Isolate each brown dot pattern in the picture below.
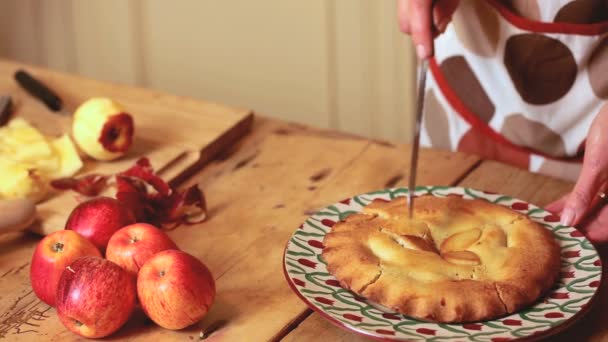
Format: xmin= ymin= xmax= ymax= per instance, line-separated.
xmin=588 ymin=36 xmax=608 ymax=99
xmin=457 ymin=128 xmax=530 ymax=170
xmin=440 ymin=56 xmax=495 ymax=123
xmin=503 ymin=0 xmax=541 ymax=21
xmin=504 ymin=34 xmax=577 ymax=105
xmin=501 ymin=114 xmax=567 ymax=158
xmin=452 ymin=0 xmax=500 ymax=57
xmin=423 ymin=89 xmax=452 ymax=150
xmin=554 ymin=0 xmax=608 ymax=24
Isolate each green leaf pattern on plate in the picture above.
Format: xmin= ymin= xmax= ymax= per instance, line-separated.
xmin=284 ymin=187 xmax=602 ymax=341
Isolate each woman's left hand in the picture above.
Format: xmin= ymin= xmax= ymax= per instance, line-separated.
xmin=546 ymin=102 xmax=608 ymax=244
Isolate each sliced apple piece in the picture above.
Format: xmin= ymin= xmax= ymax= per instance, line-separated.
xmin=48 ymin=135 xmax=83 ymax=178
xmin=0 ymin=159 xmax=48 ymax=203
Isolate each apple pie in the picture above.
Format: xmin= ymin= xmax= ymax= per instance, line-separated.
xmin=321 ymin=195 xmax=561 ymax=323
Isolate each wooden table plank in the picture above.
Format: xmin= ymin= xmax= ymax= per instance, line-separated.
xmin=0 ymin=117 xmax=481 ymax=341
xmin=169 ymin=120 xmax=480 ymax=342
xmin=283 ymin=160 xmax=608 ymax=341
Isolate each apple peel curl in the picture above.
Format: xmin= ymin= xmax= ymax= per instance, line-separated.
xmin=51 ymin=174 xmax=109 ymax=197
xmin=51 ymin=158 xmax=207 ymax=229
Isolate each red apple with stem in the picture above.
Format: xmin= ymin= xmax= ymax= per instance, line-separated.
xmin=65 ymin=196 xmax=136 ymax=252
xmin=137 ymin=250 xmax=215 ymax=329
xmin=56 ymin=256 xmax=136 ymax=338
xmin=106 ymin=223 xmax=178 ymax=276
xmin=30 ymin=230 xmax=101 ymax=306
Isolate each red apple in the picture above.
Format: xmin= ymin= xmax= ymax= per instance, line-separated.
xmin=65 ymin=196 xmax=136 ymax=252
xmin=30 ymin=230 xmax=101 ymax=306
xmin=106 ymin=223 xmax=178 ymax=276
xmin=137 ymin=250 xmax=215 ymax=330
xmin=56 ymin=256 xmax=136 ymax=338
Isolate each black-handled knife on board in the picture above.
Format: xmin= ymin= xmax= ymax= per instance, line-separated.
xmin=14 ymin=69 xmax=64 ymax=112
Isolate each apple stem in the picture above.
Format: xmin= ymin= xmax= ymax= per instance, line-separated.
xmin=74 ymin=319 xmax=83 ymax=327
xmin=159 ymin=270 xmax=166 ymax=277
xmin=67 ymin=266 xmax=76 ymax=274
xmin=52 ymin=242 xmax=64 ymax=253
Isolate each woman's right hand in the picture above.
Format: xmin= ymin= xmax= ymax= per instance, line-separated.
xmin=397 ymin=0 xmax=460 ymax=59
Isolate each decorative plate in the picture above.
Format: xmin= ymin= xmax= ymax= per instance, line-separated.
xmin=283 ymin=186 xmax=602 ymax=341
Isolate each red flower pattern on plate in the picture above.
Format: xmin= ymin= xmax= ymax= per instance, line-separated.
xmin=416 ymin=328 xmax=436 ymax=335
xmin=463 ymin=323 xmax=483 ymax=330
xmin=298 ymin=259 xmax=316 ymax=268
xmin=292 ymin=278 xmax=305 ymax=287
xmin=570 ymin=230 xmax=584 ymax=237
xmin=562 ymin=250 xmax=580 ymax=258
xmin=545 ymin=312 xmax=565 ymax=318
xmin=325 ymin=279 xmax=341 ymax=287
xmin=382 ymin=313 xmax=401 ymax=320
xmin=315 ymin=297 xmax=334 ymax=305
xmin=308 ymin=240 xmax=324 ymax=249
xmin=550 ymin=292 xmax=570 ymax=299
xmin=321 ymin=219 xmax=336 ymax=227
xmin=503 ymin=319 xmax=522 ymax=326
xmin=343 ymin=314 xmax=362 ymax=322
xmin=511 ymin=202 xmax=529 ymax=210
xmin=543 ymin=214 xmax=560 ymax=222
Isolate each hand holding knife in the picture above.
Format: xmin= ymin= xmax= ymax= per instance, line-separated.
xmin=407 ymin=1 xmax=437 ymax=218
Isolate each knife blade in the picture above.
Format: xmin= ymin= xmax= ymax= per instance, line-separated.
xmin=407 ymin=59 xmax=429 ymax=218
xmin=14 ymin=69 xmax=64 ymax=113
xmin=407 ymin=1 xmax=437 ymax=218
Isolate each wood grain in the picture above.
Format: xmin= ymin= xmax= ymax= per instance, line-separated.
xmin=0 ymin=59 xmax=253 ymax=235
xmin=0 ymin=116 xmax=479 ymax=341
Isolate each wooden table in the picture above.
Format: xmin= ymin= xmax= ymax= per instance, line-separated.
xmin=1 ymin=68 xmax=607 ymax=342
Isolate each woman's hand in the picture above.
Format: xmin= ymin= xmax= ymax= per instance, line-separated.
xmin=546 ymin=103 xmax=608 ymax=243
xmin=397 ymin=0 xmax=460 ymax=59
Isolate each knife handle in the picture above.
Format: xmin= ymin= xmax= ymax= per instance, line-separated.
xmin=0 ymin=95 xmax=12 ymax=126
xmin=14 ymin=69 xmax=63 ymax=112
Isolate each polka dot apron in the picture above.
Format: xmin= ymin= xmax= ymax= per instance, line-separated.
xmin=421 ymin=0 xmax=608 ymax=181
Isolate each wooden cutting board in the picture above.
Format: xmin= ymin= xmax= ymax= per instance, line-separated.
xmin=0 ymin=59 xmax=253 ymax=235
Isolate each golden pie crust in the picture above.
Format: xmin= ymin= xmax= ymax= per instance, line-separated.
xmin=322 ymin=195 xmax=561 ymax=323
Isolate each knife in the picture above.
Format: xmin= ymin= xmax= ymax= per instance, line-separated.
xmin=14 ymin=69 xmax=64 ymax=113
xmin=407 ymin=60 xmax=428 ymax=218
xmin=407 ymin=4 xmax=437 ymax=218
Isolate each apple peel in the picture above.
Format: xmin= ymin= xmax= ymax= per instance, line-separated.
xmin=51 ymin=174 xmax=109 ymax=197
xmin=51 ymin=157 xmax=207 ymax=229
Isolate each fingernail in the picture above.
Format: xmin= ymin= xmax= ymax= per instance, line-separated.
xmin=560 ymin=208 xmax=575 ymax=226
xmin=416 ymin=44 xmax=427 ymax=59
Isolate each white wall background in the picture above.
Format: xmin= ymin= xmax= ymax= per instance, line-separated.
xmin=0 ymin=0 xmax=416 ymax=142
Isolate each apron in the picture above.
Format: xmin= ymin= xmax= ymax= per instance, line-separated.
xmin=421 ymin=0 xmax=608 ymax=181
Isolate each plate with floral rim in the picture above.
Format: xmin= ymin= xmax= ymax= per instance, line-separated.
xmin=283 ymin=186 xmax=602 ymax=341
